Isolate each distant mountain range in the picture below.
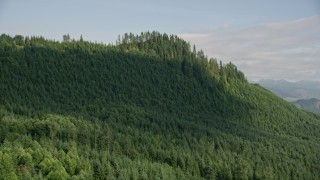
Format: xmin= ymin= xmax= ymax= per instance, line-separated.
xmin=293 ymin=98 xmax=320 ymax=115
xmin=258 ymin=79 xmax=320 ymax=114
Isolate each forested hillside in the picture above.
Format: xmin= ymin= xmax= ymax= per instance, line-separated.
xmin=0 ymin=32 xmax=320 ymax=179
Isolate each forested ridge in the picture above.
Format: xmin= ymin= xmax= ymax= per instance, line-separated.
xmin=0 ymin=32 xmax=319 ymax=179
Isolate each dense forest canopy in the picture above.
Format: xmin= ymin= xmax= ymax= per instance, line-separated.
xmin=0 ymin=32 xmax=319 ymax=179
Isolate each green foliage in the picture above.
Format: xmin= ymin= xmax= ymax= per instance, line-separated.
xmin=0 ymin=32 xmax=320 ymax=179
xmin=0 ymin=152 xmax=19 ymax=180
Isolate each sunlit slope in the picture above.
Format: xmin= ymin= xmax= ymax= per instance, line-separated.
xmin=0 ymin=33 xmax=319 ymax=179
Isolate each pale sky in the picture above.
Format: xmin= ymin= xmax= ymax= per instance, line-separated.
xmin=1 ymin=0 xmax=319 ymax=81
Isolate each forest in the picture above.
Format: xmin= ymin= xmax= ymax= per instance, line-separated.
xmin=0 ymin=32 xmax=320 ymax=179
